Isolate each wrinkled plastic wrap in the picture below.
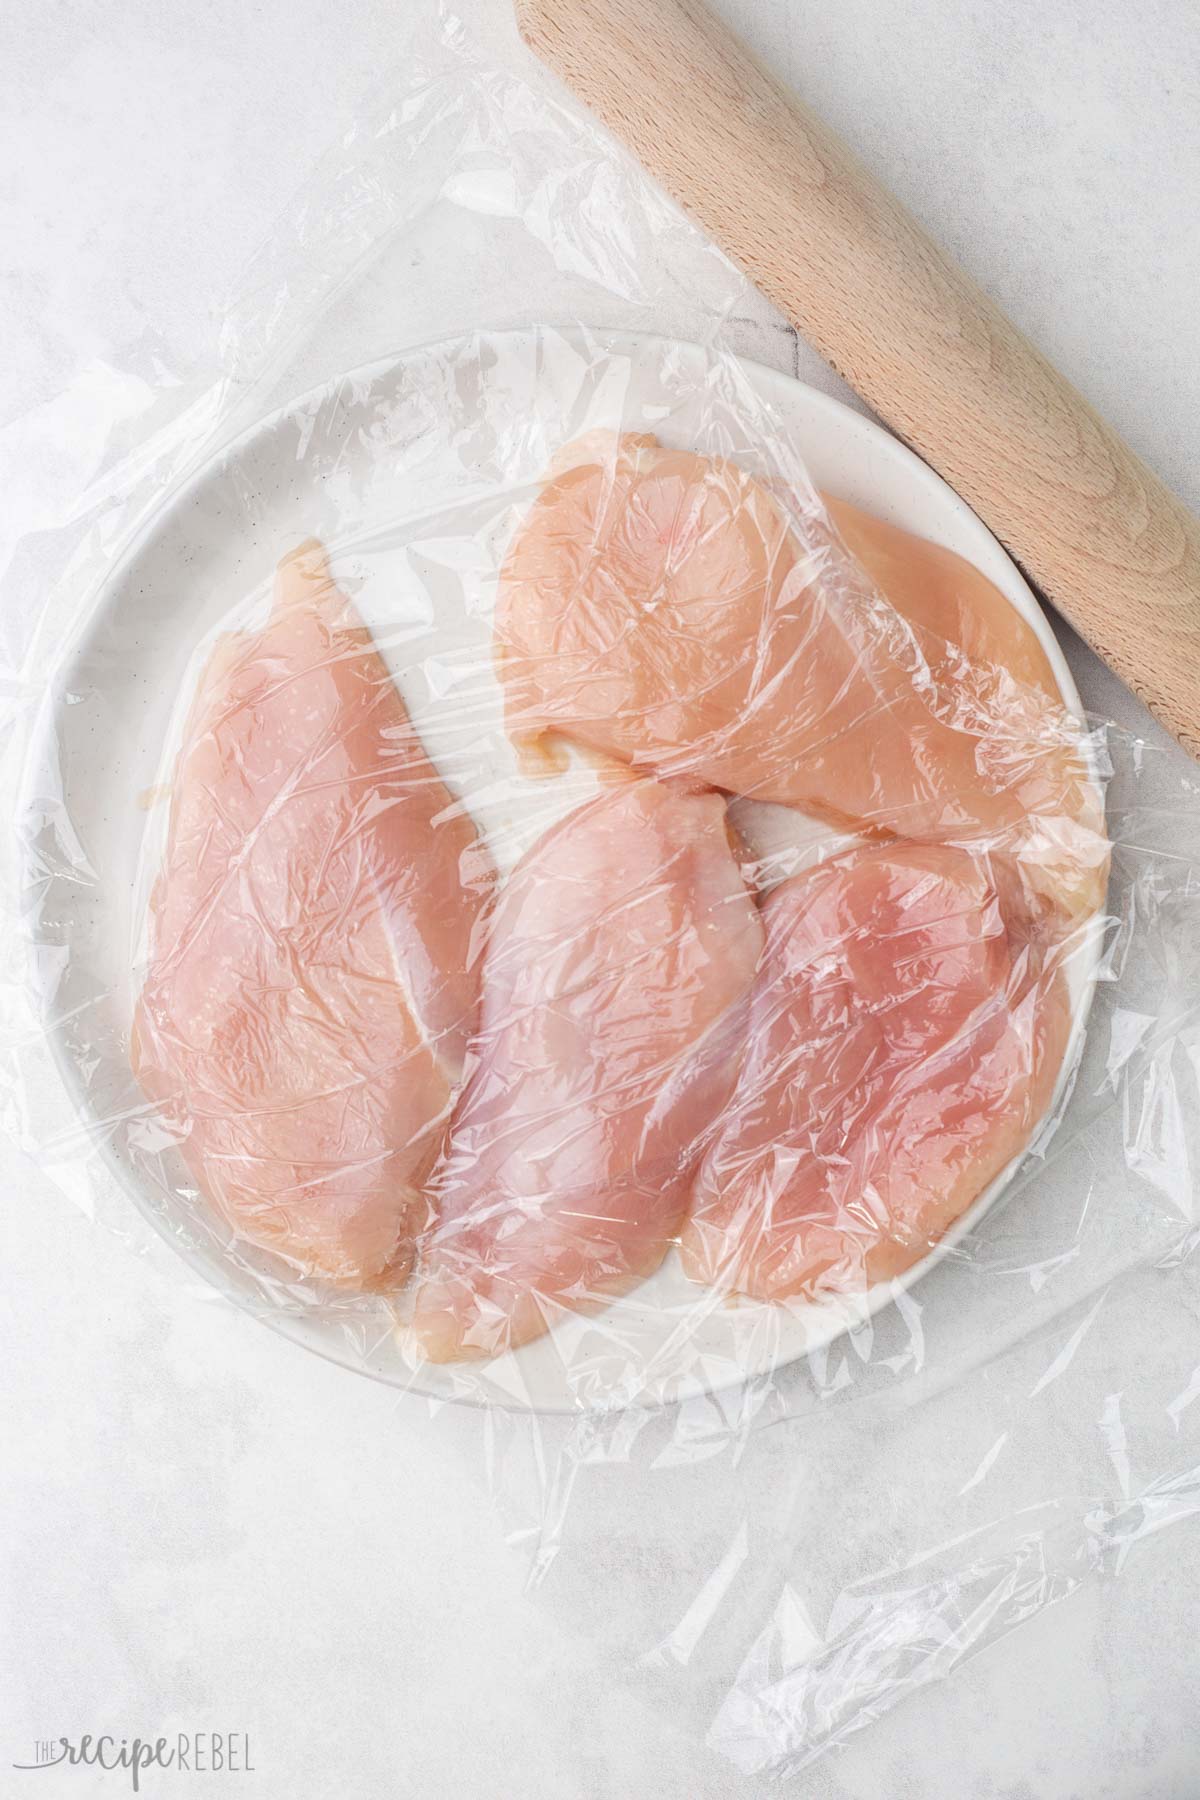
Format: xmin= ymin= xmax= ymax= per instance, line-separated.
xmin=5 ymin=5 xmax=1200 ymax=1778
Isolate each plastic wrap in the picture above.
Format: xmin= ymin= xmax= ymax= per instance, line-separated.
xmin=5 ymin=4 xmax=1200 ymax=1777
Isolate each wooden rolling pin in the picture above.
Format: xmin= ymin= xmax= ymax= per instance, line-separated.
xmin=516 ymin=0 xmax=1200 ymax=754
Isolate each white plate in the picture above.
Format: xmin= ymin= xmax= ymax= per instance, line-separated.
xmin=28 ymin=328 xmax=1101 ymax=1413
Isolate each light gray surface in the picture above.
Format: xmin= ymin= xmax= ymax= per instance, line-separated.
xmin=3 ymin=2 xmax=1199 ymax=1795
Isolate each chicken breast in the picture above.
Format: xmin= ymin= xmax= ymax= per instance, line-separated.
xmin=496 ymin=434 xmax=1105 ymax=935
xmin=410 ymin=777 xmax=764 ymax=1362
xmin=680 ymin=843 xmax=1072 ymax=1302
xmin=133 ymin=541 xmax=492 ymax=1290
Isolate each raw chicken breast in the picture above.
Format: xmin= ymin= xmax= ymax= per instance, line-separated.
xmin=411 ymin=778 xmax=764 ymax=1362
xmin=496 ymin=434 xmax=1105 ymax=934
xmin=680 ymin=843 xmax=1071 ymax=1302
xmin=825 ymin=496 xmax=1060 ymax=703
xmin=133 ymin=541 xmax=491 ymax=1290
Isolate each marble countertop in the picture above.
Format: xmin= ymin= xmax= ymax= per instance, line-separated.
xmin=4 ymin=1 xmax=1200 ymax=1794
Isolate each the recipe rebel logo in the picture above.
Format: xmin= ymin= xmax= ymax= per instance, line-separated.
xmin=13 ymin=1734 xmax=254 ymax=1790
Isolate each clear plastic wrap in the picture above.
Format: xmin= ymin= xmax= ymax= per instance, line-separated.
xmin=6 ymin=4 xmax=1200 ymax=1777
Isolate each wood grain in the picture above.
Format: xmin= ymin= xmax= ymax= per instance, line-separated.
xmin=516 ymin=0 xmax=1200 ymax=754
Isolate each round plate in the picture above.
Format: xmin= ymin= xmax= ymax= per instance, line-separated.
xmin=27 ymin=328 xmax=1101 ymax=1412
